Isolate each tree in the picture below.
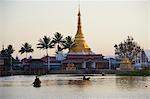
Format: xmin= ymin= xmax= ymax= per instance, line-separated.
xmin=37 ymin=36 xmax=54 ymax=56
xmin=52 ymin=32 xmax=65 ymax=52
xmin=5 ymin=45 xmax=15 ymax=56
xmin=114 ymin=36 xmax=142 ymax=63
xmin=1 ymin=45 xmax=15 ymax=72
xmin=19 ymin=42 xmax=34 ymax=58
xmin=62 ymin=36 xmax=75 ymax=51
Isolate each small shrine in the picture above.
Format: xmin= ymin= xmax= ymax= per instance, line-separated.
xmin=120 ymin=58 xmax=133 ymax=70
xmin=65 ymin=63 xmax=76 ymax=70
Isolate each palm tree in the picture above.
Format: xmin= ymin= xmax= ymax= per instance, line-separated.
xmin=37 ymin=36 xmax=54 ymax=56
xmin=37 ymin=36 xmax=54 ymax=71
xmin=19 ymin=42 xmax=34 ymax=58
xmin=52 ymin=32 xmax=65 ymax=52
xmin=62 ymin=36 xmax=75 ymax=51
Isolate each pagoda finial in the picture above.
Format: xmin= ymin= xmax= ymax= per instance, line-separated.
xmin=78 ymin=3 xmax=80 ymax=16
xmin=77 ymin=4 xmax=81 ymax=30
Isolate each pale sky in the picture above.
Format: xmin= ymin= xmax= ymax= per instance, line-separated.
xmin=0 ymin=0 xmax=150 ymax=59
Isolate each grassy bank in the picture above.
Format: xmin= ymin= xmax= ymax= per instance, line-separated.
xmin=116 ymin=70 xmax=150 ymax=76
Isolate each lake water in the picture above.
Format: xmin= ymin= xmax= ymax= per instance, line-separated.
xmin=0 ymin=75 xmax=150 ymax=99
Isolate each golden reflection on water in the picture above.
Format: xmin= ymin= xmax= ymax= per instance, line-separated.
xmin=116 ymin=76 xmax=149 ymax=89
xmin=0 ymin=75 xmax=150 ymax=99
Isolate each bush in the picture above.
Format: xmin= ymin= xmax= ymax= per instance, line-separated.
xmin=116 ymin=70 xmax=150 ymax=76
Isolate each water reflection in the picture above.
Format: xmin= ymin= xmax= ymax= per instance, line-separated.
xmin=116 ymin=76 xmax=149 ymax=90
xmin=0 ymin=75 xmax=150 ymax=99
xmin=42 ymin=79 xmax=91 ymax=88
xmin=68 ymin=80 xmax=91 ymax=88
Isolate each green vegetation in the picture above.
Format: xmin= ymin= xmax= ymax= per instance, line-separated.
xmin=116 ymin=70 xmax=150 ymax=76
xmin=1 ymin=32 xmax=74 ymax=60
xmin=19 ymin=42 xmax=34 ymax=58
xmin=114 ymin=36 xmax=142 ymax=63
xmin=5 ymin=45 xmax=15 ymax=56
xmin=1 ymin=45 xmax=15 ymax=57
xmin=36 ymin=33 xmax=75 ymax=56
xmin=62 ymin=36 xmax=75 ymax=51
xmin=52 ymin=32 xmax=65 ymax=52
xmin=1 ymin=45 xmax=15 ymax=67
xmin=37 ymin=36 xmax=54 ymax=56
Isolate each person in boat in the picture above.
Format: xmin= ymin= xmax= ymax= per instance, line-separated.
xmin=102 ymin=72 xmax=105 ymax=76
xmin=83 ymin=75 xmax=90 ymax=80
xmin=33 ymin=76 xmax=41 ymax=87
xmin=83 ymin=75 xmax=86 ymax=79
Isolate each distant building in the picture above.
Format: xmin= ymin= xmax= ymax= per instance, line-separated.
xmin=107 ymin=58 xmax=120 ymax=70
xmin=134 ymin=50 xmax=149 ymax=63
xmin=145 ymin=50 xmax=150 ymax=62
xmin=41 ymin=56 xmax=62 ymax=70
xmin=21 ymin=58 xmax=31 ymax=73
xmin=134 ymin=50 xmax=150 ymax=69
xmin=12 ymin=56 xmax=22 ymax=71
xmin=0 ymin=58 xmax=4 ymax=71
xmin=0 ymin=47 xmax=11 ymax=76
xmin=28 ymin=59 xmax=47 ymax=74
xmin=0 ymin=56 xmax=9 ymax=75
xmin=22 ymin=59 xmax=47 ymax=74
xmin=62 ymin=54 xmax=108 ymax=70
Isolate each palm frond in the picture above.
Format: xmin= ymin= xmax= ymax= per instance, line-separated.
xmin=37 ymin=36 xmax=54 ymax=55
xmin=19 ymin=42 xmax=34 ymax=55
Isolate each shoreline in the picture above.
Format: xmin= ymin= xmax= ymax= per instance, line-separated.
xmin=0 ymin=69 xmax=149 ymax=77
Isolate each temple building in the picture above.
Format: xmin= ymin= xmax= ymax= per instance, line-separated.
xmin=8 ymin=8 xmax=109 ymax=75
xmin=62 ymin=8 xmax=109 ymax=70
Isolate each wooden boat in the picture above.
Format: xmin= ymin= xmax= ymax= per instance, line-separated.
xmin=83 ymin=77 xmax=90 ymax=80
xmin=33 ymin=76 xmax=41 ymax=87
xmin=102 ymin=72 xmax=105 ymax=76
xmin=33 ymin=83 xmax=41 ymax=87
xmin=83 ymin=75 xmax=90 ymax=80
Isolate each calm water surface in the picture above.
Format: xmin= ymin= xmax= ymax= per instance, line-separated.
xmin=0 ymin=75 xmax=150 ymax=99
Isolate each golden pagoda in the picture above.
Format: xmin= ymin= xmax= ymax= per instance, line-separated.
xmin=62 ymin=7 xmax=109 ymax=70
xmin=69 ymin=8 xmax=92 ymax=53
xmin=120 ymin=58 xmax=133 ymax=70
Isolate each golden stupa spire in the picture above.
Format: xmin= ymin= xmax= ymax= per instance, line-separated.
xmin=75 ymin=5 xmax=84 ymax=39
xmin=78 ymin=4 xmax=81 ymax=29
xmin=69 ymin=6 xmax=92 ymax=53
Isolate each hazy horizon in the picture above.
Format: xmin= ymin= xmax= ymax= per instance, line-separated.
xmin=0 ymin=0 xmax=150 ymax=59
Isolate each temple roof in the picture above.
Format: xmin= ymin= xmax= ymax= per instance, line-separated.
xmin=62 ymin=53 xmax=107 ymax=63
